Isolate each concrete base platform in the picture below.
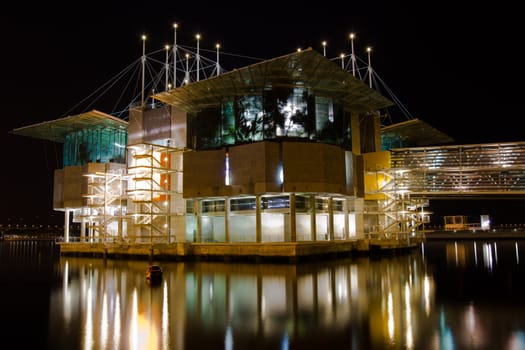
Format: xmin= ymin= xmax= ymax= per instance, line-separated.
xmin=58 ymin=239 xmax=422 ymax=262
xmin=425 ymin=229 xmax=525 ymax=240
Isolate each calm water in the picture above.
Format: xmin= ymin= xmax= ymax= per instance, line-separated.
xmin=1 ymin=239 xmax=525 ymax=350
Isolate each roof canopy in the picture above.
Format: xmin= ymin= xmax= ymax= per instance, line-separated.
xmin=381 ymin=118 xmax=455 ymax=147
xmin=10 ymin=110 xmax=128 ymax=143
xmin=153 ymin=48 xmax=394 ymax=113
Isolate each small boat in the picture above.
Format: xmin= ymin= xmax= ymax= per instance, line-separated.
xmin=146 ymin=264 xmax=163 ymax=284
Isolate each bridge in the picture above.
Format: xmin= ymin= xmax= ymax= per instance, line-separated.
xmin=364 ymin=141 xmax=525 ymax=238
xmin=388 ymin=141 xmax=525 ymax=198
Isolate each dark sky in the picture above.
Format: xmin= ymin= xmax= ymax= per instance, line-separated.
xmin=1 ymin=2 xmax=523 ymax=226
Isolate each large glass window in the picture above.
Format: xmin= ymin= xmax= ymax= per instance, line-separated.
xmin=315 ymin=96 xmax=351 ymax=148
xmin=262 ymin=195 xmax=289 ymax=209
xmin=63 ymin=128 xmax=127 ymax=166
xmin=235 ymin=95 xmax=264 ymax=142
xmin=202 ymin=199 xmax=225 ymax=213
xmin=221 ymin=101 xmax=236 ymax=145
xmin=188 ymin=88 xmax=352 ymax=151
xmin=230 ymin=197 xmax=256 ymax=211
xmin=263 ymin=87 xmax=310 ymax=138
xmin=191 ymin=107 xmax=222 ymax=149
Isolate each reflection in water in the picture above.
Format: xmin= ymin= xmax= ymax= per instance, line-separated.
xmin=2 ymin=240 xmax=525 ymax=349
xmin=423 ymin=240 xmax=525 ymax=350
xmin=48 ymin=253 xmax=434 ymax=349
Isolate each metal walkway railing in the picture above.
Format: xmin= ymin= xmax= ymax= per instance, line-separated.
xmin=389 ymin=141 xmax=525 ymax=197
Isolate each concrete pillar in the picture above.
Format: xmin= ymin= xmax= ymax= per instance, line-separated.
xmin=328 ymin=197 xmax=334 ymax=241
xmin=225 ymin=197 xmax=230 ymax=243
xmin=310 ymin=195 xmax=316 ymax=241
xmin=290 ymin=193 xmax=296 ymax=242
xmin=344 ymin=198 xmax=350 ymax=240
xmin=64 ymin=208 xmax=70 ymax=243
xmin=80 ymin=219 xmax=86 ymax=242
xmin=256 ymin=195 xmax=262 ymax=243
xmin=194 ymin=199 xmax=201 ymax=242
xmin=354 ymin=198 xmax=365 ymax=239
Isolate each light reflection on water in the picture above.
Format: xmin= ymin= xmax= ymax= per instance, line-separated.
xmin=2 ymin=239 xmax=525 ymax=349
xmin=49 ymin=253 xmax=432 ymax=350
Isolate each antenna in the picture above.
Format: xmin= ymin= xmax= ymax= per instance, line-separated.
xmin=216 ymin=43 xmax=221 ymax=76
xmin=141 ymin=34 xmax=146 ymax=107
xmin=366 ymin=46 xmax=373 ymax=88
xmin=196 ymin=33 xmax=201 ymax=82
xmin=173 ymin=23 xmax=178 ymax=88
xmin=184 ymin=53 xmax=190 ymax=84
xmin=349 ymin=33 xmax=356 ymax=77
xmin=164 ymin=45 xmax=170 ymax=91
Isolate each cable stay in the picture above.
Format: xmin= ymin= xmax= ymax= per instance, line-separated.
xmin=58 ymin=30 xmax=415 ymax=129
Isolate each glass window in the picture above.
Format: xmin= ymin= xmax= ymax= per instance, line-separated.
xmin=202 ymin=199 xmax=225 ymax=213
xmin=230 ymin=197 xmax=256 ymax=211
xmin=221 ymin=101 xmax=235 ymax=145
xmin=262 ymin=196 xmax=289 ymax=209
xmin=63 ymin=128 xmax=127 ymax=166
xmin=235 ymin=95 xmax=264 ymax=142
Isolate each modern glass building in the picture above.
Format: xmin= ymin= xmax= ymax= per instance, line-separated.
xmin=11 ymin=48 xmax=434 ymax=259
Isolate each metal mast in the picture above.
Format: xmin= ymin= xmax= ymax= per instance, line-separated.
xmin=173 ymin=23 xmax=178 ymax=88
xmin=141 ymin=34 xmax=146 ymax=107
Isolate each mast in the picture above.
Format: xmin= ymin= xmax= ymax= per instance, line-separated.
xmin=164 ymin=45 xmax=170 ymax=91
xmin=173 ymin=23 xmax=178 ymax=88
xmin=349 ymin=33 xmax=356 ymax=77
xmin=196 ymin=33 xmax=201 ymax=82
xmin=367 ymin=46 xmax=373 ymax=88
xmin=216 ymin=43 xmax=221 ymax=76
xmin=141 ymin=34 xmax=146 ymax=107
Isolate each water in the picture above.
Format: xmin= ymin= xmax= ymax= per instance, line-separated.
xmin=1 ymin=239 xmax=525 ymax=350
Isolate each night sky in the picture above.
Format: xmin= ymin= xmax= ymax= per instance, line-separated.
xmin=1 ymin=2 xmax=523 ymax=227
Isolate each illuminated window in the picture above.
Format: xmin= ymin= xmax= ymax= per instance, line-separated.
xmin=225 ymin=152 xmax=230 ymax=186
xmin=235 ymin=95 xmax=264 ymax=142
xmin=230 ymin=197 xmax=256 ymax=211
xmin=202 ymin=199 xmax=225 ymax=213
xmin=64 ymin=128 xmax=127 ymax=166
xmin=262 ymin=196 xmax=289 ymax=209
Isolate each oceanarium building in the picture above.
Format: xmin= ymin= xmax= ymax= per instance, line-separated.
xmin=12 ymin=48 xmax=429 ymax=259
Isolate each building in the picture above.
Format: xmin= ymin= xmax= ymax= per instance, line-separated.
xmin=11 ymin=48 xmax=429 ymax=260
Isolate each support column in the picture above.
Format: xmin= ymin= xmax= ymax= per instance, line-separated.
xmin=64 ymin=208 xmax=70 ymax=243
xmin=225 ymin=197 xmax=230 ymax=243
xmin=194 ymin=199 xmax=201 ymax=242
xmin=290 ymin=193 xmax=296 ymax=242
xmin=80 ymin=218 xmax=86 ymax=242
xmin=344 ymin=198 xmax=350 ymax=240
xmin=310 ymin=195 xmax=316 ymax=241
xmin=328 ymin=197 xmax=334 ymax=241
xmin=354 ymin=198 xmax=365 ymax=239
xmin=256 ymin=195 xmax=262 ymax=243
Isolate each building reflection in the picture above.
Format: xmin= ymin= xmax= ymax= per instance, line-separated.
xmin=50 ymin=254 xmax=435 ymax=349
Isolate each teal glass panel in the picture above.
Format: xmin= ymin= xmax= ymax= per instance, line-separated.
xmin=63 ymin=128 xmax=127 ymax=166
xmin=235 ymin=95 xmax=263 ymax=142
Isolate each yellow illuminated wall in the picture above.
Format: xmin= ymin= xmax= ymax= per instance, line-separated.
xmin=363 ymin=151 xmax=391 ymax=200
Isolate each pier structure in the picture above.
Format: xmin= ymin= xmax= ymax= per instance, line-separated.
xmin=11 ymin=33 xmax=525 ymax=261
